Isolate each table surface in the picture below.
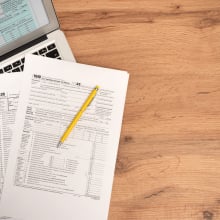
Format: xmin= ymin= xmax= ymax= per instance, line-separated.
xmin=53 ymin=0 xmax=220 ymax=219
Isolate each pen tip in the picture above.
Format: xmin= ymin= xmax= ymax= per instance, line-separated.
xmin=57 ymin=141 xmax=62 ymax=148
xmin=95 ymin=86 xmax=100 ymax=91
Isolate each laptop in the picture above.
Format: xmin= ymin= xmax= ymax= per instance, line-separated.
xmin=0 ymin=0 xmax=75 ymax=74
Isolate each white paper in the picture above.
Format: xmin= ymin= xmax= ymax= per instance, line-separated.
xmin=0 ymin=73 xmax=24 ymax=220
xmin=0 ymin=73 xmax=23 ymax=196
xmin=0 ymin=55 xmax=129 ymax=220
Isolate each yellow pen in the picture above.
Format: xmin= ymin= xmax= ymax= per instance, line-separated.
xmin=57 ymin=85 xmax=99 ymax=147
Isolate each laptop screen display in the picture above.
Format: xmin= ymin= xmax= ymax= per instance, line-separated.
xmin=0 ymin=0 xmax=49 ymax=49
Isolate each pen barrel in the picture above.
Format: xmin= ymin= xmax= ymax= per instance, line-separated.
xmin=61 ymin=111 xmax=83 ymax=142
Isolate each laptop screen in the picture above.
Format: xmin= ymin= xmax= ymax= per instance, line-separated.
xmin=0 ymin=0 xmax=49 ymax=49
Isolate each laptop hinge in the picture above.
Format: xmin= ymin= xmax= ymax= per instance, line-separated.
xmin=0 ymin=35 xmax=48 ymax=62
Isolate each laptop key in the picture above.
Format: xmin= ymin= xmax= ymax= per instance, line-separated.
xmin=39 ymin=47 xmax=47 ymax=55
xmin=12 ymin=67 xmax=21 ymax=72
xmin=4 ymin=65 xmax=12 ymax=72
xmin=0 ymin=69 xmax=3 ymax=74
xmin=12 ymin=60 xmax=21 ymax=68
xmin=47 ymin=43 xmax=56 ymax=51
xmin=46 ymin=49 xmax=60 ymax=58
xmin=33 ymin=52 xmax=38 ymax=55
xmin=21 ymin=65 xmax=24 ymax=71
xmin=21 ymin=58 xmax=25 ymax=63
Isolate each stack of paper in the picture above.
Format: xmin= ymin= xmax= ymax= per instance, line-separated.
xmin=0 ymin=55 xmax=129 ymax=220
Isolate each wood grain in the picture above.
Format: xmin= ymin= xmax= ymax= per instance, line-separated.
xmin=53 ymin=0 xmax=220 ymax=219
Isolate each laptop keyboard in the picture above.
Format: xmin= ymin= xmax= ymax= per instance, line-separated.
xmin=0 ymin=43 xmax=62 ymax=74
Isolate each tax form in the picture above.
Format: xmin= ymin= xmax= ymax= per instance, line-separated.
xmin=0 ymin=73 xmax=23 ymax=197
xmin=0 ymin=55 xmax=129 ymax=220
xmin=0 ymin=74 xmax=24 ymax=220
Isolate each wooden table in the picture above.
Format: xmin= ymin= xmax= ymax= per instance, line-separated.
xmin=53 ymin=0 xmax=220 ymax=219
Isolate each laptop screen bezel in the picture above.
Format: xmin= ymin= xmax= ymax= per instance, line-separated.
xmin=0 ymin=0 xmax=59 ymax=56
